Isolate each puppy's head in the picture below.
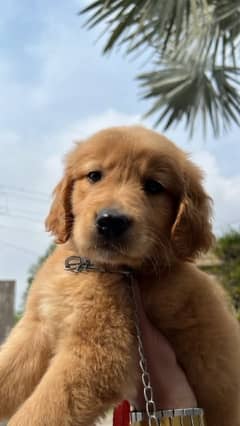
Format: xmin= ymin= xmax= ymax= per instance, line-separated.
xmin=46 ymin=126 xmax=214 ymax=269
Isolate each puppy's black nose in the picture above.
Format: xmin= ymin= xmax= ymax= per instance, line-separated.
xmin=96 ymin=209 xmax=131 ymax=239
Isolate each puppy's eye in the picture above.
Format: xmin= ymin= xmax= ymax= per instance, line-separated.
xmin=87 ymin=171 xmax=102 ymax=183
xmin=144 ymin=178 xmax=164 ymax=195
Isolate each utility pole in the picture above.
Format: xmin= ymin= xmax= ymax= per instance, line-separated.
xmin=0 ymin=280 xmax=15 ymax=426
xmin=0 ymin=280 xmax=15 ymax=343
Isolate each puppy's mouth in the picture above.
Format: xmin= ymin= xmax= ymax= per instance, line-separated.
xmin=94 ymin=236 xmax=129 ymax=258
xmin=84 ymin=234 xmax=140 ymax=267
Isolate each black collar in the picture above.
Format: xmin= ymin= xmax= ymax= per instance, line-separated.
xmin=64 ymin=256 xmax=133 ymax=277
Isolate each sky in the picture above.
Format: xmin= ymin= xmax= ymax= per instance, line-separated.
xmin=0 ymin=0 xmax=240 ymax=309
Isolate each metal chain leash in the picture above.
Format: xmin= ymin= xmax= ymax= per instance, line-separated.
xmin=129 ymin=276 xmax=158 ymax=426
xmin=64 ymin=257 xmax=205 ymax=426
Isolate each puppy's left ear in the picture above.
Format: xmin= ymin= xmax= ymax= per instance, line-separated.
xmin=171 ymin=162 xmax=214 ymax=261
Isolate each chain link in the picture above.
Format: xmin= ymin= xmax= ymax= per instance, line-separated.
xmin=129 ymin=277 xmax=158 ymax=426
xmin=64 ymin=259 xmax=204 ymax=426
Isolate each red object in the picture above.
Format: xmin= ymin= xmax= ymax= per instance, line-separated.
xmin=113 ymin=400 xmax=130 ymax=426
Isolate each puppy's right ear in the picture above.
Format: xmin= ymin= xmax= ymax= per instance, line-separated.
xmin=45 ymin=176 xmax=73 ymax=244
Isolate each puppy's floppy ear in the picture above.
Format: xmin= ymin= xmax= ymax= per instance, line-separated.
xmin=171 ymin=162 xmax=214 ymax=261
xmin=45 ymin=176 xmax=73 ymax=244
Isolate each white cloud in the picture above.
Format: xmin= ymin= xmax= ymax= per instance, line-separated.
xmin=0 ymin=0 xmax=239 ymax=311
xmin=1 ymin=105 xmax=240 ymax=309
xmin=44 ymin=109 xmax=240 ymax=237
xmin=192 ymin=151 xmax=240 ymax=234
xmin=0 ymin=109 xmax=142 ymax=309
xmin=43 ymin=109 xmax=142 ymax=188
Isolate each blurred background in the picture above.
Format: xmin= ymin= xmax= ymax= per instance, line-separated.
xmin=0 ymin=0 xmax=240 ymax=327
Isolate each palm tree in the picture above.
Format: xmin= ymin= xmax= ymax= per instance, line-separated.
xmin=81 ymin=1 xmax=240 ymax=137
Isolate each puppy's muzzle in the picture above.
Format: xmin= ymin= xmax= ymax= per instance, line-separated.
xmin=96 ymin=208 xmax=131 ymax=239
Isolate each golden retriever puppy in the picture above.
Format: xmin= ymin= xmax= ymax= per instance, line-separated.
xmin=0 ymin=126 xmax=239 ymax=426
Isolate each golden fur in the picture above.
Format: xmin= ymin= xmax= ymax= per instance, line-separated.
xmin=0 ymin=126 xmax=239 ymax=425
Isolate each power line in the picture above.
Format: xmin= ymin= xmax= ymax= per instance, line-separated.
xmin=3 ymin=192 xmax=50 ymax=204
xmin=0 ymin=184 xmax=50 ymax=197
xmin=0 ymin=239 xmax=40 ymax=256
xmin=0 ymin=224 xmax=44 ymax=234
xmin=13 ymin=207 xmax=45 ymax=218
xmin=0 ymin=185 xmax=50 ymax=201
xmin=0 ymin=212 xmax=43 ymax=224
xmin=0 ymin=189 xmax=50 ymax=210
xmin=0 ymin=195 xmax=49 ymax=220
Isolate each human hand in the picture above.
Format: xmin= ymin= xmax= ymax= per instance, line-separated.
xmin=131 ymin=283 xmax=197 ymax=410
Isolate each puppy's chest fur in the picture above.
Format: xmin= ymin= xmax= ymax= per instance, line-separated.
xmin=30 ymin=255 xmax=240 ymax=425
xmin=31 ymin=266 xmax=136 ymax=349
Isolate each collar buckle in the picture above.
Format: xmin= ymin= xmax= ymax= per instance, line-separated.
xmin=64 ymin=255 xmax=133 ymax=277
xmin=64 ymin=256 xmax=94 ymax=273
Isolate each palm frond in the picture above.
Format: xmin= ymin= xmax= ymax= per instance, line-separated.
xmin=82 ymin=0 xmax=240 ymax=137
xmin=81 ymin=0 xmax=208 ymax=54
xmin=139 ymin=58 xmax=240 ymax=136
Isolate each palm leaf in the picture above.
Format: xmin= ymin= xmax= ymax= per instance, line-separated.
xmin=81 ymin=0 xmax=208 ymax=54
xmin=139 ymin=57 xmax=240 ymax=136
xmin=82 ymin=0 xmax=240 ymax=137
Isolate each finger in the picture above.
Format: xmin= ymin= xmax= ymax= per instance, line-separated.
xmin=131 ymin=281 xmax=177 ymax=364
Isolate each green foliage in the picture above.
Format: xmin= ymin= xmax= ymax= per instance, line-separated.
xmin=215 ymin=230 xmax=240 ymax=261
xmin=204 ymin=230 xmax=240 ymax=312
xmin=20 ymin=244 xmax=56 ymax=313
xmin=14 ymin=311 xmax=22 ymax=325
xmin=15 ymin=244 xmax=55 ymax=322
xmin=81 ymin=0 xmax=240 ymax=137
xmin=215 ymin=230 xmax=240 ymax=311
